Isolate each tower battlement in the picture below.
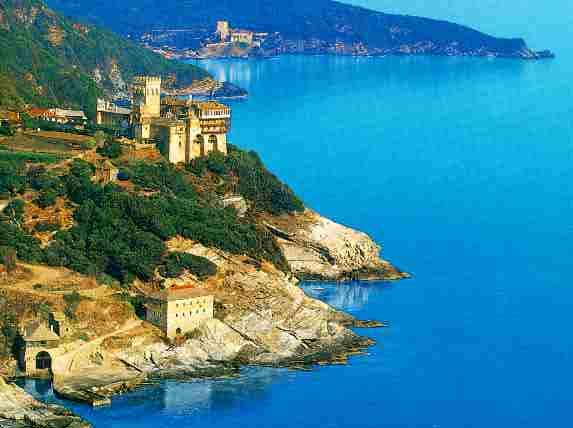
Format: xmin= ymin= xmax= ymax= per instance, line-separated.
xmin=133 ymin=75 xmax=162 ymax=119
xmin=133 ymin=76 xmax=162 ymax=84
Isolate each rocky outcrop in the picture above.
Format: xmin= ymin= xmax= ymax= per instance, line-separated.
xmin=14 ymin=211 xmax=407 ymax=407
xmin=0 ymin=376 xmax=91 ymax=428
xmin=265 ymin=211 xmax=409 ymax=281
xmin=114 ymin=244 xmax=368 ymax=372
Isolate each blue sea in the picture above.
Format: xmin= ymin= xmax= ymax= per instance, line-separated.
xmin=21 ymin=1 xmax=573 ymax=426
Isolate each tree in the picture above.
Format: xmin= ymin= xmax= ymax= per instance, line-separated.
xmin=159 ymin=252 xmax=217 ymax=279
xmin=63 ymin=292 xmax=82 ymax=319
xmin=36 ymin=189 xmax=59 ymax=208
xmin=97 ymin=138 xmax=123 ymax=159
xmin=3 ymin=199 xmax=25 ymax=226
xmin=0 ymin=310 xmax=17 ymax=358
xmin=94 ymin=131 xmax=107 ymax=147
xmin=0 ymin=246 xmax=17 ymax=273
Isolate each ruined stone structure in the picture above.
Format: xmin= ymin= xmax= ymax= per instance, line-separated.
xmin=94 ymin=159 xmax=119 ymax=184
xmin=132 ymin=76 xmax=231 ymax=164
xmin=49 ymin=311 xmax=70 ymax=337
xmin=146 ymin=286 xmax=214 ymax=339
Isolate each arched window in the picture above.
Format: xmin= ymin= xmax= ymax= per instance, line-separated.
xmin=36 ymin=351 xmax=52 ymax=370
xmin=195 ymin=135 xmax=205 ymax=156
xmin=209 ymin=135 xmax=218 ymax=152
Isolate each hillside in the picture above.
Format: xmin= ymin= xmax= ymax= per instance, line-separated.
xmin=46 ymin=0 xmax=552 ymax=59
xmin=0 ymin=0 xmax=209 ymax=117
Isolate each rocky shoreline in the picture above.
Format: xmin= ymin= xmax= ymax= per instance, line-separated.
xmin=1 ymin=212 xmax=407 ymax=425
xmin=0 ymin=377 xmax=92 ymax=428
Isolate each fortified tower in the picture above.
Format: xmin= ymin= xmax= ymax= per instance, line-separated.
xmin=133 ymin=76 xmax=162 ymax=119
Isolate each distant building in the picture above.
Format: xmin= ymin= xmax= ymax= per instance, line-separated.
xmin=146 ymin=285 xmax=214 ymax=339
xmin=216 ymin=21 xmax=230 ymax=42
xmin=26 ymin=107 xmax=56 ymax=122
xmin=50 ymin=109 xmax=88 ymax=127
xmin=26 ymin=107 xmax=87 ymax=128
xmin=231 ymin=30 xmax=254 ymax=46
xmin=131 ymin=76 xmax=231 ymax=164
xmin=214 ymin=21 xmax=264 ymax=48
xmin=96 ymin=99 xmax=132 ymax=128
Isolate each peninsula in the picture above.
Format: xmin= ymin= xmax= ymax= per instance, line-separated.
xmin=47 ymin=0 xmax=554 ymax=60
xmin=0 ymin=2 xmax=407 ymax=426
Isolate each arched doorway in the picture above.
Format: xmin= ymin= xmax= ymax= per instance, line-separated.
xmin=36 ymin=351 xmax=52 ymax=370
xmin=209 ymin=135 xmax=218 ymax=152
xmin=195 ymin=135 xmax=205 ymax=156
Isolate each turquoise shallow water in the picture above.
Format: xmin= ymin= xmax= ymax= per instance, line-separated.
xmin=22 ymin=2 xmax=573 ymax=426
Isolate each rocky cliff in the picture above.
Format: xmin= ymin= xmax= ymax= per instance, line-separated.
xmin=264 ymin=210 xmax=408 ymax=281
xmin=45 ymin=216 xmax=398 ymax=403
xmin=0 ymin=376 xmax=91 ymax=428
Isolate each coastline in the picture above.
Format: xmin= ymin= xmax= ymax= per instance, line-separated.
xmin=183 ymin=48 xmax=555 ymax=62
xmin=1 ymin=211 xmax=407 ymax=420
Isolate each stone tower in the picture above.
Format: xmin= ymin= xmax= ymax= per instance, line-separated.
xmin=216 ymin=21 xmax=230 ymax=42
xmin=133 ymin=76 xmax=162 ymax=119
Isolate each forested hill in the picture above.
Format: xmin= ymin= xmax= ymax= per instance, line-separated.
xmin=46 ymin=0 xmax=550 ymax=59
xmin=0 ymin=0 xmax=209 ymax=116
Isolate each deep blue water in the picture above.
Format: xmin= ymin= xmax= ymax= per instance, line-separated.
xmin=22 ymin=2 xmax=573 ymax=426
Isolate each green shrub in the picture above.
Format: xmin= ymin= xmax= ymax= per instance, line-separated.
xmin=0 ymin=161 xmax=26 ymax=195
xmin=63 ymin=291 xmax=82 ymax=319
xmin=97 ymin=139 xmax=123 ymax=159
xmin=159 ymin=252 xmax=217 ymax=279
xmin=36 ymin=189 xmax=59 ymax=208
xmin=3 ymin=199 xmax=25 ymax=223
xmin=128 ymin=161 xmax=196 ymax=199
xmin=0 ymin=223 xmax=43 ymax=263
xmin=225 ymin=146 xmax=304 ymax=215
xmin=35 ymin=222 xmax=60 ymax=233
xmin=0 ymin=246 xmax=17 ymax=273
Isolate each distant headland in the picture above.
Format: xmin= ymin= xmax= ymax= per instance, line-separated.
xmin=47 ymin=0 xmax=554 ymax=60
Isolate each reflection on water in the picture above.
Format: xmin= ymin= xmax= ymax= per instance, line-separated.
xmin=302 ymin=282 xmax=384 ymax=312
xmin=20 ymin=367 xmax=288 ymax=419
xmin=158 ymin=368 xmax=282 ymax=413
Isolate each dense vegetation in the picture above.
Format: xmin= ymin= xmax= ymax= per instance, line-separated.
xmin=47 ymin=0 xmax=533 ymax=56
xmin=188 ymin=146 xmax=304 ymax=215
xmin=0 ymin=145 xmax=299 ymax=284
xmin=159 ymin=252 xmax=217 ymax=280
xmin=0 ymin=0 xmax=209 ymax=117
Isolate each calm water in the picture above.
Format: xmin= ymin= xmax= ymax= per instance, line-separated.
xmin=23 ymin=2 xmax=573 ymax=426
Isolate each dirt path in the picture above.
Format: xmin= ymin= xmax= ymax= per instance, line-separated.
xmin=54 ymin=319 xmax=142 ymax=376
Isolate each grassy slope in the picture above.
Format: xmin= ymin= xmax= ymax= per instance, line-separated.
xmin=0 ymin=0 xmax=209 ymax=117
